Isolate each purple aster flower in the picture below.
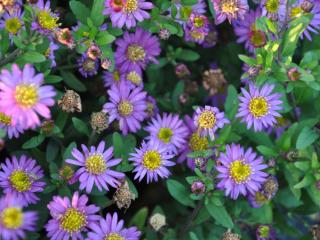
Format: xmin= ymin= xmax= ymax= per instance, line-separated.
xmin=0 ymin=194 xmax=38 ymax=240
xmin=256 ymin=224 xmax=276 ymax=240
xmin=45 ymin=191 xmax=100 ymax=240
xmin=114 ymin=28 xmax=161 ymax=73
xmin=45 ymin=42 xmax=59 ymax=67
xmin=104 ymin=81 xmax=147 ymax=135
xmin=123 ymin=68 xmax=144 ymax=89
xmin=178 ymin=115 xmax=209 ymax=169
xmin=103 ymin=68 xmax=124 ymax=88
xmin=31 ymin=0 xmax=60 ymax=35
xmin=212 ymin=0 xmax=249 ymax=24
xmin=0 ymin=7 xmax=24 ymax=38
xmin=193 ymin=105 xmax=229 ymax=140
xmin=0 ymin=155 xmax=46 ymax=206
xmin=202 ymin=24 xmax=218 ymax=48
xmin=184 ymin=26 xmax=207 ymax=43
xmin=236 ymin=82 xmax=283 ymax=132
xmin=88 ymin=212 xmax=141 ymax=240
xmin=0 ymin=64 xmax=56 ymax=129
xmin=0 ymin=112 xmax=26 ymax=139
xmin=145 ymin=95 xmax=159 ymax=119
xmin=172 ymin=0 xmax=207 ymax=25
xmin=248 ymin=191 xmax=269 ymax=208
xmin=260 ymin=0 xmax=287 ymax=23
xmin=144 ymin=113 xmax=189 ymax=154
xmin=216 ymin=144 xmax=268 ymax=199
xmin=129 ymin=140 xmax=175 ymax=183
xmin=78 ymin=54 xmax=99 ymax=78
xmin=233 ymin=8 xmax=263 ymax=52
xmin=103 ymin=0 xmax=153 ymax=29
xmin=66 ymin=141 xmax=125 ymax=193
xmin=184 ymin=12 xmax=210 ymax=44
xmin=290 ymin=0 xmax=320 ymax=40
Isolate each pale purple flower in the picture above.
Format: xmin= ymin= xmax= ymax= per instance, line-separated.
xmin=216 ymin=144 xmax=268 ymax=199
xmin=212 ymin=0 xmax=249 ymax=24
xmin=0 ymin=7 xmax=24 ymax=38
xmin=66 ymin=141 xmax=125 ymax=193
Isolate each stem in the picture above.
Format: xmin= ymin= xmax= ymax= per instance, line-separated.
xmin=179 ymin=200 xmax=204 ymax=237
xmin=0 ymin=48 xmax=22 ymax=67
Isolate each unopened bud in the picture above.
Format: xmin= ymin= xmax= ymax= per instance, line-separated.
xmin=149 ymin=213 xmax=166 ymax=231
xmin=191 ymin=181 xmax=206 ymax=194
xmin=287 ymin=67 xmax=301 ymax=81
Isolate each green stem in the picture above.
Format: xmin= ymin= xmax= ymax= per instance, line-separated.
xmin=179 ymin=200 xmax=204 ymax=237
xmin=0 ymin=48 xmax=23 ymax=67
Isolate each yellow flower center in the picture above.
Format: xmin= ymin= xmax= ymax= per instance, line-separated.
xmin=1 ymin=207 xmax=23 ymax=229
xmin=9 ymin=170 xmax=31 ymax=192
xmin=190 ymin=30 xmax=205 ymax=40
xmin=0 ymin=112 xmax=11 ymax=125
xmin=5 ymin=17 xmax=22 ymax=35
xmin=124 ymin=0 xmax=138 ymax=12
xmin=189 ymin=133 xmax=208 ymax=151
xmin=249 ymin=97 xmax=269 ymax=118
xmin=259 ymin=225 xmax=271 ymax=238
xmin=113 ymin=71 xmax=120 ymax=82
xmin=105 ymin=233 xmax=125 ymax=240
xmin=85 ymin=154 xmax=107 ymax=175
xmin=127 ymin=71 xmax=142 ymax=85
xmin=14 ymin=84 xmax=38 ymax=108
xmin=265 ymin=0 xmax=279 ymax=14
xmin=255 ymin=191 xmax=268 ymax=203
xmin=38 ymin=10 xmax=59 ymax=30
xmin=197 ymin=110 xmax=216 ymax=129
xmin=220 ymin=0 xmax=238 ymax=15
xmin=142 ymin=150 xmax=161 ymax=170
xmin=290 ymin=7 xmax=303 ymax=18
xmin=60 ymin=208 xmax=86 ymax=233
xmin=158 ymin=127 xmax=173 ymax=144
xmin=229 ymin=160 xmax=251 ymax=184
xmin=127 ymin=44 xmax=146 ymax=62
xmin=118 ymin=100 xmax=133 ymax=117
xmin=194 ymin=17 xmax=204 ymax=28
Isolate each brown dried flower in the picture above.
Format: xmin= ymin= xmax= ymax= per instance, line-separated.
xmin=113 ymin=181 xmax=135 ymax=209
xmin=58 ymin=89 xmax=82 ymax=113
xmin=90 ymin=111 xmax=109 ymax=133
xmin=202 ymin=68 xmax=227 ymax=96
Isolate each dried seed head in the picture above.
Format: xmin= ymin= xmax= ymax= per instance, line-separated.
xmin=113 ymin=181 xmax=135 ymax=209
xmin=41 ymin=120 xmax=55 ymax=134
xmin=158 ymin=28 xmax=171 ymax=40
xmin=90 ymin=111 xmax=109 ymax=134
xmin=262 ymin=175 xmax=279 ymax=199
xmin=58 ymin=89 xmax=82 ymax=113
xmin=311 ymin=225 xmax=320 ymax=240
xmin=149 ymin=213 xmax=166 ymax=231
xmin=221 ymin=231 xmax=241 ymax=240
xmin=59 ymin=165 xmax=74 ymax=181
xmin=286 ymin=151 xmax=299 ymax=161
xmin=202 ymin=68 xmax=227 ymax=96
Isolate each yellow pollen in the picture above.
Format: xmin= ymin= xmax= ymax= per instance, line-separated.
xmin=85 ymin=154 xmax=107 ymax=175
xmin=124 ymin=0 xmax=138 ymax=12
xmin=14 ymin=84 xmax=38 ymax=108
xmin=190 ymin=30 xmax=205 ymax=40
xmin=1 ymin=207 xmax=23 ymax=229
xmin=220 ymin=0 xmax=238 ymax=15
xmin=38 ymin=10 xmax=59 ymax=30
xmin=60 ymin=208 xmax=86 ymax=233
xmin=189 ymin=133 xmax=208 ymax=151
xmin=142 ymin=150 xmax=161 ymax=170
xmin=113 ymin=71 xmax=120 ymax=82
xmin=127 ymin=44 xmax=146 ymax=62
xmin=265 ymin=0 xmax=279 ymax=14
xmin=290 ymin=7 xmax=303 ymax=18
xmin=127 ymin=71 xmax=142 ymax=85
xmin=5 ymin=18 xmax=22 ymax=35
xmin=194 ymin=17 xmax=204 ymax=28
xmin=249 ymin=97 xmax=269 ymax=118
xmin=118 ymin=100 xmax=133 ymax=116
xmin=105 ymin=233 xmax=125 ymax=240
xmin=197 ymin=110 xmax=216 ymax=129
xmin=9 ymin=170 xmax=31 ymax=192
xmin=158 ymin=127 xmax=173 ymax=144
xmin=0 ymin=112 xmax=11 ymax=125
xmin=229 ymin=160 xmax=251 ymax=184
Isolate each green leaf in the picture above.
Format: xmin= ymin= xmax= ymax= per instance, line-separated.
xmin=63 ymin=142 xmax=77 ymax=160
xmin=112 ymin=132 xmax=123 ymax=158
xmin=46 ymin=140 xmax=59 ymax=162
xmin=22 ymin=51 xmax=46 ymax=63
xmin=206 ymin=196 xmax=234 ymax=228
xmin=90 ymin=0 xmax=105 ymax=26
xmin=181 ymin=0 xmax=198 ymax=5
xmin=96 ymin=31 xmax=116 ymax=45
xmin=166 ymin=179 xmax=195 ymax=207
xmin=69 ymin=1 xmax=90 ymax=24
xmin=307 ymin=184 xmax=320 ymax=207
xmin=293 ymin=174 xmax=314 ymax=189
xmin=171 ymin=80 xmax=184 ymax=110
xmin=45 ymin=75 xmax=63 ymax=84
xmin=296 ymin=127 xmax=319 ymax=150
xmin=72 ymin=117 xmax=90 ymax=136
xmin=60 ymin=70 xmax=87 ymax=92
xmin=22 ymin=135 xmax=45 ymax=149
xmin=130 ymin=207 xmax=148 ymax=231
xmin=176 ymin=49 xmax=200 ymax=61
xmin=238 ymin=55 xmax=256 ymax=66
xmin=257 ymin=145 xmax=279 ymax=157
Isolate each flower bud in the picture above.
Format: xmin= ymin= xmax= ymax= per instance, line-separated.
xmin=158 ymin=28 xmax=171 ymax=40
xmin=287 ymin=67 xmax=301 ymax=81
xmin=56 ymin=28 xmax=74 ymax=48
xmin=41 ymin=120 xmax=55 ymax=135
xmin=262 ymin=175 xmax=278 ymax=200
xmin=256 ymin=224 xmax=276 ymax=240
xmin=191 ymin=181 xmax=206 ymax=194
xmin=149 ymin=213 xmax=166 ymax=231
xmin=59 ymin=165 xmax=74 ymax=182
xmin=101 ymin=58 xmax=112 ymax=70
xmin=87 ymin=45 xmax=101 ymax=60
xmin=175 ymin=64 xmax=190 ymax=78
